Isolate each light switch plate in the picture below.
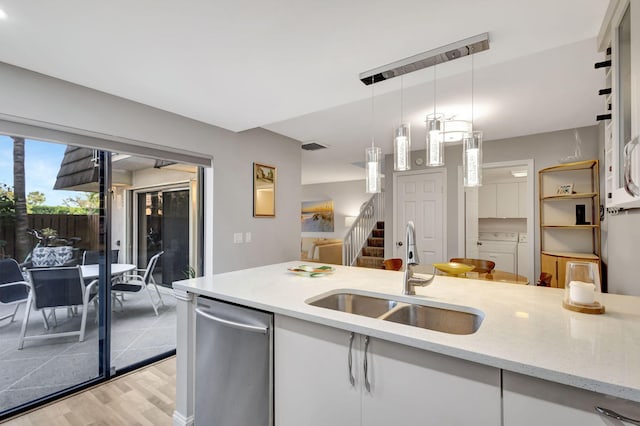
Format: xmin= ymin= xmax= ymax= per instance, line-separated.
xmin=233 ymin=233 xmax=243 ymax=243
xmin=245 ymin=232 xmax=252 ymax=243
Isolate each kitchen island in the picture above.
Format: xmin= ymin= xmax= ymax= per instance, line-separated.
xmin=172 ymin=261 xmax=640 ymax=425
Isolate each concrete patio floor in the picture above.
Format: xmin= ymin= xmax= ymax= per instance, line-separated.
xmin=0 ymin=286 xmax=176 ymax=414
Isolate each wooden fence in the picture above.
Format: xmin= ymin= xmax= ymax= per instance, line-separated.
xmin=0 ymin=214 xmax=99 ymax=259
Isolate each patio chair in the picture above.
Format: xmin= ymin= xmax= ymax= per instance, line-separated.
xmin=111 ymin=251 xmax=165 ymax=316
xmin=0 ymin=259 xmax=30 ymax=324
xmin=18 ymin=266 xmax=98 ymax=349
xmin=83 ymin=249 xmax=121 ymax=264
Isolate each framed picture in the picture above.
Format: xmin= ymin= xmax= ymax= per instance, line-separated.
xmin=301 ymin=200 xmax=335 ymax=232
xmin=253 ymin=163 xmax=276 ymax=217
xmin=556 ymin=183 xmax=574 ymax=195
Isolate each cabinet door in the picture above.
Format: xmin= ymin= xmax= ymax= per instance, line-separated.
xmin=503 ymin=371 xmax=640 ymax=425
xmin=496 ymin=182 xmax=519 ymax=217
xmin=478 ymin=184 xmax=497 ymax=218
xmin=274 ymin=315 xmax=361 ymax=426
xmin=361 ymin=337 xmax=501 ymax=426
xmin=518 ymin=181 xmax=527 ymax=218
xmin=540 ymin=254 xmax=558 ymax=287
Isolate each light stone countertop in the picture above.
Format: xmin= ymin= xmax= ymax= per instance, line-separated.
xmin=173 ymin=261 xmax=640 ymax=402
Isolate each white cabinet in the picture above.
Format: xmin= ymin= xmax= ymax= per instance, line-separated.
xmin=361 ymin=336 xmax=501 ymax=426
xmin=478 ymin=184 xmax=497 ymax=218
xmin=479 ymin=182 xmax=526 ymax=218
xmin=518 ymin=181 xmax=527 ymax=217
xmin=496 ymin=182 xmax=519 ymax=217
xmin=274 ymin=315 xmax=360 ymax=426
xmin=275 ymin=315 xmax=501 ymax=426
xmin=503 ymin=371 xmax=640 ymax=425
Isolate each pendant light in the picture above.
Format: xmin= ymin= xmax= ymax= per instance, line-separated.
xmin=366 ymin=81 xmax=382 ymax=193
xmin=441 ymin=119 xmax=472 ymax=143
xmin=463 ymin=53 xmax=483 ymax=187
xmin=393 ymin=76 xmax=411 ymax=171
xmin=426 ymin=64 xmax=444 ymax=167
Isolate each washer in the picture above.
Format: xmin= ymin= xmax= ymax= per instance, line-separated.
xmin=477 ymin=232 xmax=519 ymax=274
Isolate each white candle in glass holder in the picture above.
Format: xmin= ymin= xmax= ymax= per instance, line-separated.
xmin=569 ymin=280 xmax=596 ymax=304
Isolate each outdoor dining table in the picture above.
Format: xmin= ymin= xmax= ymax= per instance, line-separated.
xmin=80 ymin=263 xmax=136 ymax=280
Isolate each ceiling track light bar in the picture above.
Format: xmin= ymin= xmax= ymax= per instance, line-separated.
xmin=359 ymin=33 xmax=490 ymax=85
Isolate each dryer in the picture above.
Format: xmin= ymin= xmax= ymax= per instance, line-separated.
xmin=477 ymin=232 xmax=519 ymax=274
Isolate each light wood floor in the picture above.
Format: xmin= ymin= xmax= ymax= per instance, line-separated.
xmin=2 ymin=356 xmax=176 ymax=425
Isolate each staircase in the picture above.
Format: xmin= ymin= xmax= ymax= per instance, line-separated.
xmin=356 ymin=221 xmax=385 ymax=269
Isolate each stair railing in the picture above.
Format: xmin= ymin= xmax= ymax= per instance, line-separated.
xmin=342 ymin=192 xmax=385 ymax=266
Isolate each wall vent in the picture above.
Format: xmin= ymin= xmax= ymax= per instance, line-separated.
xmin=301 ymin=142 xmax=327 ymax=151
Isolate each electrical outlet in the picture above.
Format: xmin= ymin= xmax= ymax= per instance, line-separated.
xmin=245 ymin=232 xmax=252 ymax=243
xmin=233 ymin=233 xmax=243 ymax=244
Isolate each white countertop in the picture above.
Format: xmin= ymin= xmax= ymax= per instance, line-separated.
xmin=173 ymin=261 xmax=640 ymax=402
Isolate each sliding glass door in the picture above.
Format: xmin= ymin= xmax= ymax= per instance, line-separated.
xmin=0 ymin=134 xmax=204 ymax=419
xmin=136 ymin=188 xmax=190 ymax=286
xmin=0 ymin=135 xmax=103 ymax=416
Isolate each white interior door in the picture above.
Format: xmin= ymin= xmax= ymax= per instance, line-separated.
xmin=394 ymin=171 xmax=445 ymax=265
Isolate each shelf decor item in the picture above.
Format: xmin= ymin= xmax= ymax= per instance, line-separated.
xmin=556 ymin=183 xmax=574 ymax=195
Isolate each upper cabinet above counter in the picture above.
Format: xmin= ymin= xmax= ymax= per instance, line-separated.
xmin=479 ymin=181 xmax=527 ymax=219
xmin=599 ymin=0 xmax=640 ymax=208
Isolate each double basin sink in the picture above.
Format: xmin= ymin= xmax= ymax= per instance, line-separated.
xmin=306 ymin=292 xmax=483 ymax=335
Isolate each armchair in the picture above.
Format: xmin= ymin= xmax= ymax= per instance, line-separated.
xmin=18 ymin=266 xmax=97 ymax=349
xmin=0 ymin=259 xmax=30 ymax=324
xmin=111 ymin=251 xmax=165 ymax=315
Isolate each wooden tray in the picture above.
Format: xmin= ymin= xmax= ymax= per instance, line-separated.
xmin=562 ymin=299 xmax=605 ymax=314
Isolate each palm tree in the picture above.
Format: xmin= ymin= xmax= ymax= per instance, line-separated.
xmin=12 ymin=137 xmax=29 ymax=261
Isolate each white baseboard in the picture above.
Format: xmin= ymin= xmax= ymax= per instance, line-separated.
xmin=173 ymin=410 xmax=194 ymax=426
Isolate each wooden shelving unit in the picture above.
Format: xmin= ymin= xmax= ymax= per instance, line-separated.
xmin=538 ymin=160 xmax=601 ymax=288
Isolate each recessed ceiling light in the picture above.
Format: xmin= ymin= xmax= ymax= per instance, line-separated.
xmin=0 ymin=8 xmax=7 ymax=19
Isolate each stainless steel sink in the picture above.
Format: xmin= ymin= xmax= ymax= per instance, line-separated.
xmin=306 ymin=292 xmax=483 ymax=334
xmin=381 ymin=304 xmax=482 ymax=335
xmin=308 ymin=293 xmax=399 ymax=318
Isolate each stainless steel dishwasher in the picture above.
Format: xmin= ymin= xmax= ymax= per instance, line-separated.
xmin=195 ymin=297 xmax=273 ymax=426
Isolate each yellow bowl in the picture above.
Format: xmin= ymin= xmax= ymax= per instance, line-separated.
xmin=433 ymin=262 xmax=475 ymax=276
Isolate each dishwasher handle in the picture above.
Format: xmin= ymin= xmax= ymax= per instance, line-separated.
xmin=195 ymin=307 xmax=269 ymax=334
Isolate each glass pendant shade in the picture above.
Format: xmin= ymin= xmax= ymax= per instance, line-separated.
xmin=365 ymin=146 xmax=382 ymax=193
xmin=394 ymin=123 xmax=411 ymax=171
xmin=442 ymin=120 xmax=472 ymax=143
xmin=426 ymin=113 xmax=444 ymax=166
xmin=463 ymin=131 xmax=483 ymax=187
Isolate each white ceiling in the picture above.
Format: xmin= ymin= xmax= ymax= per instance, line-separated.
xmin=0 ymin=1 xmax=609 ymax=184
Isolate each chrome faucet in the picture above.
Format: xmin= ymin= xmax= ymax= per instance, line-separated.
xmin=403 ymin=221 xmax=435 ymax=295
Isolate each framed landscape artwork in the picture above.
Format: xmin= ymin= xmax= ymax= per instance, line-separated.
xmin=301 ymin=200 xmax=334 ymax=232
xmin=253 ymin=163 xmax=276 ymax=217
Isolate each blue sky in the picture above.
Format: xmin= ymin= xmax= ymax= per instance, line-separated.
xmin=0 ymin=135 xmax=83 ymax=206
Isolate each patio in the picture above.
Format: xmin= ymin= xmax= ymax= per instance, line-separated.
xmin=0 ymin=285 xmax=176 ymax=413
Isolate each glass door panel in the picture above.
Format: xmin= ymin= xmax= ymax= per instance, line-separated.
xmin=0 ymin=135 xmax=103 ymax=416
xmin=113 ymin=155 xmax=200 ymax=371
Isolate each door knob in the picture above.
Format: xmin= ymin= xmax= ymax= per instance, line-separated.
xmin=397 ymin=241 xmax=403 ymax=247
xmin=477 ymin=241 xmax=482 ymax=246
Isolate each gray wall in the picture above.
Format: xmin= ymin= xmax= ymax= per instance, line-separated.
xmin=0 ymin=62 xmax=301 ymax=274
xmin=385 ymin=126 xmax=600 ymax=279
xmin=301 ymin=180 xmax=371 ymax=239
